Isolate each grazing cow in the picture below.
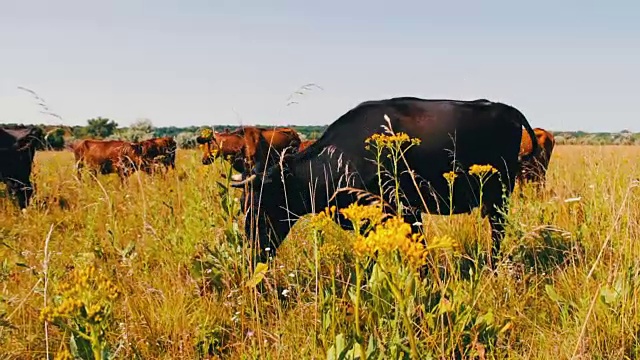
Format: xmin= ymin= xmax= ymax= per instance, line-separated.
xmin=0 ymin=126 xmax=44 ymax=208
xmin=518 ymin=128 xmax=555 ymax=187
xmin=232 ymin=97 xmax=538 ymax=266
xmin=196 ymin=127 xmax=302 ymax=179
xmin=138 ymin=136 xmax=177 ymax=173
xmin=299 ymin=140 xmax=315 ymax=151
xmin=69 ymin=139 xmax=145 ymax=180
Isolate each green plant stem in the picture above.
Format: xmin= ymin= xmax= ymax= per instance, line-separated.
xmin=382 ymin=264 xmax=419 ymax=359
xmin=354 ymin=262 xmax=366 ymax=358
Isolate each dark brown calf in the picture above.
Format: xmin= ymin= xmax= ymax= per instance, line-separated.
xmin=138 ymin=136 xmax=177 ymax=174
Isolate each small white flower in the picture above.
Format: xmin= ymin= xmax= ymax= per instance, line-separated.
xmin=288 ymin=272 xmax=296 ymax=278
xmin=265 ymin=247 xmax=271 ymax=252
xmin=281 ymin=289 xmax=290 ymax=297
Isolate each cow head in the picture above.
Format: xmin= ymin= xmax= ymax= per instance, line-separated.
xmin=196 ymin=129 xmax=246 ymax=168
xmin=229 ymin=155 xmax=302 ymax=262
xmin=118 ymin=142 xmax=149 ymax=175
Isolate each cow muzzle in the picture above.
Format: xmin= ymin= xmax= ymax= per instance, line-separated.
xmin=202 ymin=156 xmax=214 ymax=165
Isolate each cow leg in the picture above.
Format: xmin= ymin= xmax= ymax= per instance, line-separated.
xmin=6 ymin=179 xmax=33 ymax=209
xmin=75 ymin=161 xmax=84 ymax=180
xmin=479 ymin=168 xmax=514 ymax=270
xmin=116 ymin=165 xmax=131 ymax=183
xmin=487 ymin=208 xmax=507 ymax=269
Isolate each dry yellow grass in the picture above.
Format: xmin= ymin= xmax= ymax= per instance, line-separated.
xmin=1 ymin=145 xmax=639 ymax=359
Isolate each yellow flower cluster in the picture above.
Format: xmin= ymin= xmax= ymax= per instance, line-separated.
xmin=86 ymin=303 xmax=106 ymax=323
xmin=309 ymin=205 xmax=339 ymax=231
xmin=40 ymin=265 xmax=121 ymax=325
xmin=353 ymin=216 xmax=427 ymax=268
xmin=443 ymin=171 xmax=458 ymax=184
xmin=200 ymin=128 xmax=213 ymax=141
xmin=468 ymin=164 xmax=498 ymax=177
xmin=40 ymin=298 xmax=83 ymax=323
xmin=365 ymin=132 xmax=421 ymax=149
xmin=319 ymin=243 xmax=344 ymax=266
xmin=339 ymin=202 xmax=385 ymax=229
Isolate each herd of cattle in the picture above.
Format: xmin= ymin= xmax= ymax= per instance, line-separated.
xmin=1 ymin=97 xmax=556 ymax=266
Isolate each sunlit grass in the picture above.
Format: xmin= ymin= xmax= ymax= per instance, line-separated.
xmin=0 ymin=145 xmax=639 ymax=359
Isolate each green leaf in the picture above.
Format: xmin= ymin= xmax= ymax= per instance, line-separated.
xmin=326 ymin=333 xmax=346 ymax=360
xmin=69 ymin=332 xmax=93 ymax=360
xmin=122 ymin=242 xmax=136 ymax=258
xmin=545 ymin=284 xmax=564 ymax=303
xmin=245 ymin=262 xmax=268 ymax=288
xmin=599 ymin=285 xmax=619 ymax=306
xmin=0 ymin=313 xmax=16 ymax=330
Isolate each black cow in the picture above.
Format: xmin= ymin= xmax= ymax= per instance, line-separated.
xmin=231 ymin=97 xmax=538 ymax=266
xmin=0 ymin=126 xmax=44 ymax=209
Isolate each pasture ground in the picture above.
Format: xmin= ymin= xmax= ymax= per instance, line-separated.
xmin=1 ymin=146 xmax=640 ymax=359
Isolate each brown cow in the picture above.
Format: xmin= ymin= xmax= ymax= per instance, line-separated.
xmin=518 ymin=127 xmax=555 ymax=187
xmin=138 ymin=136 xmax=177 ymax=174
xmin=298 ymin=140 xmax=315 ymax=151
xmin=195 ymin=127 xmax=301 ymax=180
xmin=69 ymin=139 xmax=145 ymax=180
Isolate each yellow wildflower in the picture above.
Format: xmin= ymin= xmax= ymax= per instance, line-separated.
xmin=199 ymin=128 xmax=213 ymax=141
xmin=340 ymin=203 xmax=385 ymax=229
xmin=40 ymin=265 xmax=120 ymax=326
xmin=319 ymin=243 xmax=345 ymax=266
xmin=468 ymin=164 xmax=498 ymax=177
xmin=365 ymin=132 xmax=421 ymax=148
xmin=353 ymin=216 xmax=427 ymax=268
xmin=310 ymin=205 xmax=337 ymax=229
xmin=443 ymin=171 xmax=458 ymax=184
xmin=353 ymin=235 xmax=373 ymax=257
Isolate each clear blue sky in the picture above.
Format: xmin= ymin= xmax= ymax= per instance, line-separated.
xmin=1 ymin=1 xmax=638 ymax=131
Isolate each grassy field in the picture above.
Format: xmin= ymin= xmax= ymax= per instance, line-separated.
xmin=1 ymin=145 xmax=640 ymax=359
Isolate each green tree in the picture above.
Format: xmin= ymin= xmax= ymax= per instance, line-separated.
xmin=44 ymin=128 xmax=66 ymax=150
xmin=176 ymin=131 xmax=197 ymax=149
xmin=119 ymin=118 xmax=155 ymax=142
xmin=86 ymin=117 xmax=118 ymax=139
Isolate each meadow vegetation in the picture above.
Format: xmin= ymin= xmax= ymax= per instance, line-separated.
xmin=1 ymin=144 xmax=639 ymax=359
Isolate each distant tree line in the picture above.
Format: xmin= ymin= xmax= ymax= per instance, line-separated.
xmin=2 ymin=118 xmax=639 ymax=150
